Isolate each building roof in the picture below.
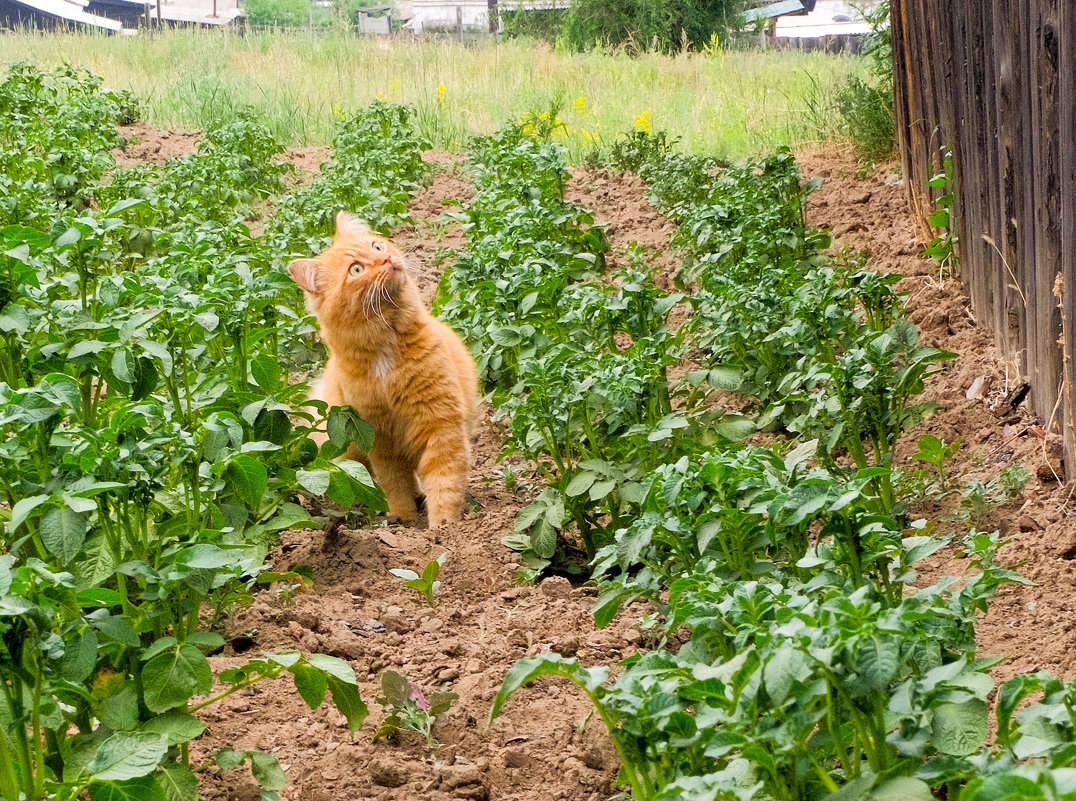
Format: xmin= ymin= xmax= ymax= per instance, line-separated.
xmin=0 ymin=0 xmax=121 ymax=29
xmin=742 ymin=0 xmax=806 ymax=23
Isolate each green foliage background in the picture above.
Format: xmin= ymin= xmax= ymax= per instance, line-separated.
xmin=504 ymin=0 xmax=745 ymax=52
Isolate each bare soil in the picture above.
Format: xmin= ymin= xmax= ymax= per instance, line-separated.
xmin=112 ymin=129 xmax=1076 ymax=800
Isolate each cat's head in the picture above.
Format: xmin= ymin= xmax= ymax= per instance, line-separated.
xmin=287 ymin=212 xmax=410 ymax=322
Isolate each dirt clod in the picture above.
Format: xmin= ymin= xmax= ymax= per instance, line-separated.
xmin=370 ymin=759 xmax=411 ymax=788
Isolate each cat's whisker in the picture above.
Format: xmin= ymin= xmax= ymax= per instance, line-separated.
xmin=402 ymin=262 xmax=433 ymax=280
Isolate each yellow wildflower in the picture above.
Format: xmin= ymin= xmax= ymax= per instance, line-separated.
xmin=331 ymin=102 xmax=345 ymax=120
xmin=574 ymin=95 xmax=586 ymax=113
xmin=377 ymin=91 xmax=385 ymax=99
xmin=438 ymin=82 xmax=446 ymax=96
xmin=634 ymin=109 xmax=652 ymax=134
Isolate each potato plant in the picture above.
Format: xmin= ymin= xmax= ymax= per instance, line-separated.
xmin=485 ymin=128 xmax=1076 ymax=799
xmin=0 ymin=65 xmax=433 ymax=800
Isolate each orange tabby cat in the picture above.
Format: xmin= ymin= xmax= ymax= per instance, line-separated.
xmin=288 ymin=212 xmax=478 ymax=527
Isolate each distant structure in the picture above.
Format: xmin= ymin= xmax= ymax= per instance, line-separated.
xmin=0 ymin=0 xmax=123 ymax=30
xmin=773 ymin=0 xmax=877 ymax=51
xmin=398 ymin=0 xmax=568 ymax=34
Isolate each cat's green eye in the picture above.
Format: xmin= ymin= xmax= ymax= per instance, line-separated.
xmin=349 ymin=263 xmax=362 ymax=275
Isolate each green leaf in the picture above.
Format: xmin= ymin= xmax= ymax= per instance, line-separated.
xmin=762 ymin=646 xmax=801 ymax=705
xmin=40 ymin=505 xmax=89 ymax=562
xmin=931 ymin=699 xmax=989 ymax=756
xmin=96 ymin=684 xmax=140 ymax=732
xmin=0 ymin=302 xmax=29 ymax=334
xmin=296 ymin=469 xmax=331 ymax=496
xmin=565 ymin=472 xmax=596 ymax=498
xmin=140 ymin=712 xmax=206 ymax=746
xmin=249 ymin=752 xmax=286 ymax=791
xmin=262 ymin=503 xmax=316 ymax=533
xmin=214 ymin=748 xmax=246 ymax=771
xmin=869 ymin=778 xmax=934 ymax=800
xmin=326 ymin=675 xmax=368 ymax=735
xmin=111 ymin=349 xmax=137 ymax=385
xmin=142 ymin=644 xmax=213 ymax=713
xmin=89 ymin=777 xmax=167 ymax=801
xmin=714 ymin=414 xmax=756 ymax=441
xmin=8 ymin=494 xmax=49 ymax=532
xmin=291 ymin=662 xmax=328 ymax=709
xmin=251 ymin=355 xmax=283 ymax=390
xmin=62 ymin=627 xmax=99 ymax=682
xmin=92 ymin=614 xmax=140 ymax=647
xmin=488 ymin=655 xmax=608 ymax=729
xmin=157 ymin=764 xmax=199 ymax=801
xmin=88 ymin=732 xmax=169 ymax=781
xmin=857 ymin=634 xmax=899 ymax=690
xmin=530 ymin=520 xmax=557 ymax=560
xmin=226 ymin=455 xmax=268 ymax=510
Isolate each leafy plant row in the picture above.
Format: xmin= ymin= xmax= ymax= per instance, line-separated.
xmin=453 ymin=126 xmax=1076 ymax=799
xmin=436 ymin=120 xmax=755 ymax=572
xmin=0 ymin=64 xmax=430 ymax=801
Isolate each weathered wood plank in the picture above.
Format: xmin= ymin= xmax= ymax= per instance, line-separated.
xmin=893 ymin=0 xmax=1075 ymax=471
xmin=1060 ymin=0 xmax=1076 ymax=465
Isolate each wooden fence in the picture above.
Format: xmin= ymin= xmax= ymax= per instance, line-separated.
xmin=890 ymin=0 xmax=1076 ymax=470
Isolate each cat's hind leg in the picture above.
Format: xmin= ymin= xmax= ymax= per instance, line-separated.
xmin=369 ymin=446 xmax=420 ymax=524
xmin=417 ymin=432 xmax=469 ymax=527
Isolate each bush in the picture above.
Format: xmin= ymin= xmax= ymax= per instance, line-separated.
xmin=837 ymin=75 xmax=895 ymax=160
xmin=243 ymin=0 xmax=308 ymax=27
xmin=509 ymin=0 xmax=743 ymax=53
xmin=837 ymin=0 xmax=895 ymax=159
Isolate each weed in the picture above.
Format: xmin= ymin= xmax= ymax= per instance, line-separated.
xmin=390 ymin=553 xmax=447 ymax=607
xmin=911 ymin=433 xmax=961 ymax=491
xmin=373 ymin=670 xmax=458 ymax=749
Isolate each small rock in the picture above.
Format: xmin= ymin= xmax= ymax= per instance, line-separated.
xmin=1017 ymin=515 xmax=1044 ymax=532
xmin=437 ymin=666 xmax=460 ymax=682
xmin=286 ymin=621 xmax=304 ymax=640
xmin=323 ymin=636 xmax=364 ymax=660
xmin=294 ymin=611 xmax=320 ymax=631
xmin=439 ymin=764 xmax=488 ymax=800
xmin=540 ymin=576 xmax=573 ymax=599
xmin=850 ymin=190 xmax=872 ymax=204
xmin=370 ymin=759 xmax=409 ymax=788
xmin=503 ymin=749 xmax=529 ymax=768
xmin=1037 ymin=462 xmax=1063 ymax=482
xmin=419 ymin=618 xmax=443 ymax=634
xmin=581 ymin=747 xmax=605 ymax=771
xmin=381 ymin=615 xmax=409 ymax=635
xmin=552 ymin=637 xmax=582 ymax=657
xmin=966 ymin=376 xmax=987 ymax=399
xmin=992 ymin=446 xmax=1015 ymax=464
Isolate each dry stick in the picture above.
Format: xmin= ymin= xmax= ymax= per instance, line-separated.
xmin=1054 ymin=273 xmax=1076 ymax=498
xmin=982 ymin=235 xmax=1027 ymax=394
xmin=983 ymin=234 xmax=1028 ymax=308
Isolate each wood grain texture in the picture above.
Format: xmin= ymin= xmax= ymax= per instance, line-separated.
xmin=892 ymin=0 xmax=1075 ymax=470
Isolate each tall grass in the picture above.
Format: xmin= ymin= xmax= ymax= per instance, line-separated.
xmin=0 ymin=29 xmax=862 ymax=160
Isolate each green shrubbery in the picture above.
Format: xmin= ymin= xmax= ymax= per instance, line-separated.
xmin=836 ymin=0 xmax=895 ymax=160
xmin=502 ymin=0 xmax=743 ymax=52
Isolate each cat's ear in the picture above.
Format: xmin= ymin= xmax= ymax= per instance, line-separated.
xmin=288 ymin=258 xmax=323 ymax=294
xmin=335 ymin=211 xmax=369 ymax=238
